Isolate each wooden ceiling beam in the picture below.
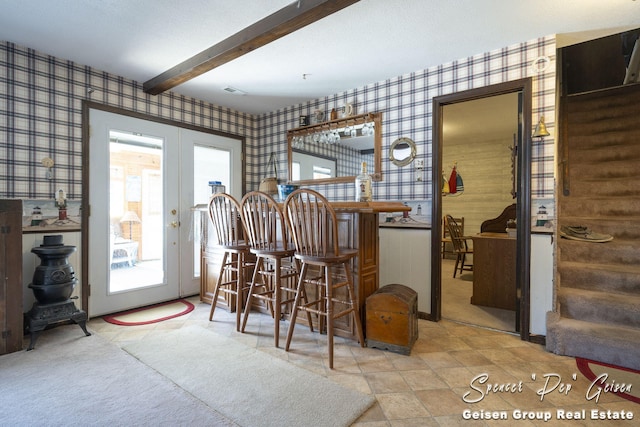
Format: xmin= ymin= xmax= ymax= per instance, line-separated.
xmin=143 ymin=0 xmax=360 ymax=95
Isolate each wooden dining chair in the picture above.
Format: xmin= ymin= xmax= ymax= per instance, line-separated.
xmin=283 ymin=188 xmax=365 ymax=368
xmin=442 ymin=216 xmax=464 ymax=259
xmin=207 ymin=193 xmax=251 ymax=331
xmin=239 ymin=191 xmax=303 ymax=347
xmin=445 ymin=214 xmax=473 ymax=278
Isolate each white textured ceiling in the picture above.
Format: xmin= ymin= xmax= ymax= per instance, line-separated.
xmin=0 ymin=0 xmax=638 ymax=115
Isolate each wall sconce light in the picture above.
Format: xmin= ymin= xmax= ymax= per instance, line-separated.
xmin=41 ymin=157 xmax=54 ymax=179
xmin=533 ymin=116 xmax=550 ymax=138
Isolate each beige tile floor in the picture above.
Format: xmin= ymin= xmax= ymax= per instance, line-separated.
xmin=89 ymin=297 xmax=636 ymax=426
xmin=440 ymin=258 xmax=516 ymax=332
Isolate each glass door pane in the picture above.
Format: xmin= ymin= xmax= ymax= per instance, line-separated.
xmin=109 ymin=131 xmax=164 ymax=293
xmin=192 ymin=145 xmax=230 ymax=277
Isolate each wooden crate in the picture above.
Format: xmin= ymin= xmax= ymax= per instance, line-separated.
xmin=366 ymin=284 xmax=417 ymax=355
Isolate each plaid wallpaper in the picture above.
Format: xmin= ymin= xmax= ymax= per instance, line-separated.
xmin=256 ymin=35 xmax=557 ymax=202
xmin=0 ymin=42 xmax=257 ymax=201
xmin=1 ymin=35 xmax=556 ymax=208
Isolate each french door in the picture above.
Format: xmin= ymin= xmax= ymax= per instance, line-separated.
xmin=88 ymin=109 xmax=242 ymax=316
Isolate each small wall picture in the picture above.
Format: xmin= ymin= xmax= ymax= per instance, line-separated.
xmin=299 ymin=115 xmax=309 ymax=126
xmin=126 ymin=175 xmax=142 ymax=202
xmin=532 ymin=199 xmax=554 ymax=232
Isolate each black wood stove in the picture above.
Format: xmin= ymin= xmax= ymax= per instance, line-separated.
xmin=26 ymin=234 xmax=90 ymax=350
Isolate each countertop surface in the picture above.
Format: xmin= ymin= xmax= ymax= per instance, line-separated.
xmin=22 ymin=217 xmax=81 ymax=233
xmin=379 ymin=215 xmax=431 ymax=229
xmin=194 ymin=200 xmax=411 ymax=214
xmin=473 ymin=232 xmax=516 ymax=239
xmin=329 ymin=201 xmax=411 ymax=213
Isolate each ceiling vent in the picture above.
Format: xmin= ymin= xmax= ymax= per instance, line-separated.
xmin=223 ymin=86 xmax=247 ymax=95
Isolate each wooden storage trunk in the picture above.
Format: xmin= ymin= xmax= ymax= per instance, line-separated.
xmin=366 ymin=284 xmax=418 ymax=355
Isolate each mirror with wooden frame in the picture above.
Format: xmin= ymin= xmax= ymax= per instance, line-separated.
xmin=287 ymin=112 xmax=382 ymax=185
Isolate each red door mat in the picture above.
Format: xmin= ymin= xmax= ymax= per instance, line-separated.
xmin=103 ymin=299 xmax=195 ymax=326
xmin=576 ymin=357 xmax=640 ymax=405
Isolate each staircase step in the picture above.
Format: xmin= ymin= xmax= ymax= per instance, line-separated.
xmin=567 ymin=176 xmax=640 ymax=198
xmin=557 ymin=261 xmax=640 ymax=295
xmin=558 ymin=288 xmax=640 ymax=328
xmin=558 ymin=216 xmax=640 ymax=240
xmin=559 ymin=196 xmax=640 ymax=217
xmin=570 ymin=160 xmax=640 ymax=182
xmin=558 ymin=236 xmax=640 ymax=264
xmin=569 ymin=134 xmax=640 ymax=160
xmin=569 ymin=141 xmax=640 ymax=163
xmin=546 ymin=313 xmax=640 ymax=370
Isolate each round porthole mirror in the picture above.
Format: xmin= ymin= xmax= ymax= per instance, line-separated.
xmin=389 ymin=137 xmax=417 ymax=167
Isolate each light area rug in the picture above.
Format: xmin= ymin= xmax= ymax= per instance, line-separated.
xmin=103 ymin=299 xmax=194 ymax=326
xmin=123 ymin=325 xmax=375 ymax=427
xmin=0 ymin=326 xmax=235 ymax=426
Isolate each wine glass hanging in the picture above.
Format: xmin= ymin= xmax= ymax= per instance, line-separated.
xmin=291 ymin=115 xmax=375 ymax=146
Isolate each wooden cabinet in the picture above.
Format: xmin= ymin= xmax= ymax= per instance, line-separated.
xmin=200 ymin=246 xmax=222 ymax=306
xmin=200 ymin=239 xmax=263 ymax=313
xmin=1 ymin=200 xmax=23 ymax=354
xmin=471 ymin=232 xmax=516 ymax=310
xmin=333 ymin=211 xmax=379 ymax=338
xmin=200 ymin=247 xmax=244 ymax=308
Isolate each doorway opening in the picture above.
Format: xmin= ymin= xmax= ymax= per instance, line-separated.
xmin=431 ymin=79 xmax=533 ymax=341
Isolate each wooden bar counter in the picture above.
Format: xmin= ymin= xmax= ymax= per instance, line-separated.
xmin=471 ymin=232 xmax=517 ymax=311
xmin=199 ymin=200 xmax=410 ymax=341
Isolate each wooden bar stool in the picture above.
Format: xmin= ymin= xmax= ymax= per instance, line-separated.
xmin=283 ymin=189 xmax=365 ymax=368
xmin=207 ymin=193 xmax=251 ymax=331
xmin=239 ymin=191 xmax=306 ymax=347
